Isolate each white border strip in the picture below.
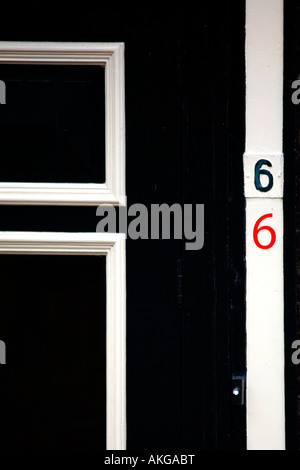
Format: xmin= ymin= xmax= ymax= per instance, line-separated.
xmin=0 ymin=42 xmax=126 ymax=206
xmin=245 ymin=0 xmax=285 ymax=449
xmin=0 ymin=231 xmax=126 ymax=450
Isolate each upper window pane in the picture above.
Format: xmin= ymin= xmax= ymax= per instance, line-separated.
xmin=0 ymin=64 xmax=105 ymax=184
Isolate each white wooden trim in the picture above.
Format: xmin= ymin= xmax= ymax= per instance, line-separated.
xmin=0 ymin=231 xmax=126 ymax=450
xmin=245 ymin=0 xmax=285 ymax=450
xmin=0 ymin=42 xmax=126 ymax=206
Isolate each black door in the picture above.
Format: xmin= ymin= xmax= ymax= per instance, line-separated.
xmin=0 ymin=2 xmax=246 ymax=450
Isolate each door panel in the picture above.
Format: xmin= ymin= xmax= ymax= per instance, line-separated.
xmin=0 ymin=3 xmax=246 ymax=450
xmin=0 ymin=255 xmax=106 ymax=450
xmin=0 ymin=64 xmax=105 ymax=184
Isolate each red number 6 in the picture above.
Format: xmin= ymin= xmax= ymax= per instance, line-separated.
xmin=253 ymin=214 xmax=276 ymax=250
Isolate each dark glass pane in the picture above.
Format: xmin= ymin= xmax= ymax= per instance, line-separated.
xmin=0 ymin=255 xmax=106 ymax=450
xmin=0 ymin=65 xmax=105 ymax=183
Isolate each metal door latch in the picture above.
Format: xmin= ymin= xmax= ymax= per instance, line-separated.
xmin=231 ymin=375 xmax=246 ymax=406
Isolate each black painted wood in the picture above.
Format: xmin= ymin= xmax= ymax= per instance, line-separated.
xmin=0 ymin=64 xmax=105 ymax=184
xmin=0 ymin=255 xmax=106 ymax=450
xmin=284 ymin=0 xmax=300 ymax=451
xmin=0 ymin=2 xmax=246 ymax=450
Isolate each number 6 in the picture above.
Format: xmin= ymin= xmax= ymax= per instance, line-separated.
xmin=253 ymin=214 xmax=276 ymax=250
xmin=255 ymin=160 xmax=274 ymax=192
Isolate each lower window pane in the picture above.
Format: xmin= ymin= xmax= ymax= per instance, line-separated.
xmin=0 ymin=254 xmax=106 ymax=450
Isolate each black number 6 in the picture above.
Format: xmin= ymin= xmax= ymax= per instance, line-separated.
xmin=254 ymin=160 xmax=274 ymax=192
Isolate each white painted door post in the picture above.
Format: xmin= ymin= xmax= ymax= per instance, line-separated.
xmin=245 ymin=0 xmax=285 ymax=450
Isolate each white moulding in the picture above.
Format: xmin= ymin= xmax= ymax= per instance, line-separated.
xmin=0 ymin=231 xmax=127 ymax=450
xmin=0 ymin=42 xmax=126 ymax=206
xmin=245 ymin=0 xmax=285 ymax=450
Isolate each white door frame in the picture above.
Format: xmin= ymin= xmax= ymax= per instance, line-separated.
xmin=0 ymin=41 xmax=126 ymax=206
xmin=0 ymin=41 xmax=127 ymax=449
xmin=245 ymin=0 xmax=285 ymax=450
xmin=0 ymin=231 xmax=126 ymax=450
